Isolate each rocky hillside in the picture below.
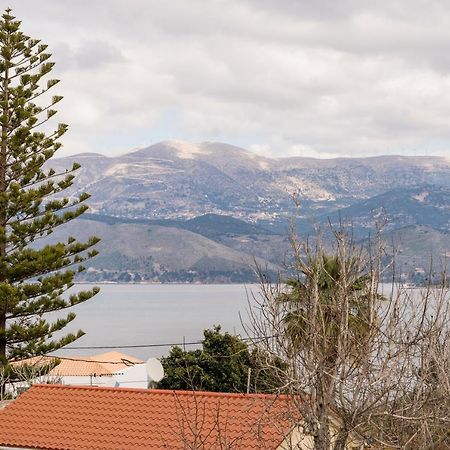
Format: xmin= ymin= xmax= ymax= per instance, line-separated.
xmin=50 ymin=141 xmax=450 ymax=225
xmin=46 ymin=141 xmax=450 ymax=282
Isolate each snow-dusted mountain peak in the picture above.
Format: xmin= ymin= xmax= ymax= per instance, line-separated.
xmin=163 ymin=140 xmax=210 ymax=159
xmin=125 ymin=140 xmax=212 ymax=161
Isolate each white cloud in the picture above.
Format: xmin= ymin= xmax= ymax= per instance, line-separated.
xmin=5 ymin=0 xmax=450 ymax=158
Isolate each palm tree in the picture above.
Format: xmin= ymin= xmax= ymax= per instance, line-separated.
xmin=277 ymin=254 xmax=375 ymax=363
xmin=276 ymin=253 xmax=379 ymax=449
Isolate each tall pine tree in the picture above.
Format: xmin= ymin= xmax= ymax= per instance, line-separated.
xmin=0 ymin=9 xmax=99 ymax=382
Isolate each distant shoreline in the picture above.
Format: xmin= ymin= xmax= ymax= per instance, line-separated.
xmin=73 ymin=281 xmax=258 ymax=286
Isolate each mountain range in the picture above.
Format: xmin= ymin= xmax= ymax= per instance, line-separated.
xmin=48 ymin=141 xmax=450 ymax=282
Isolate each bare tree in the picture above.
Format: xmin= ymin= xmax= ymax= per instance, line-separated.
xmin=162 ymin=381 xmax=304 ymax=450
xmin=246 ymin=224 xmax=450 ymax=449
xmin=0 ymin=356 xmax=61 ymax=400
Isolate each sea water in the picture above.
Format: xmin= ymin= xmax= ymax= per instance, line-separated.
xmin=50 ymin=283 xmax=258 ymax=360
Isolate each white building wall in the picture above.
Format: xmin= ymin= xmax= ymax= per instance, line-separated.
xmin=113 ymin=364 xmax=148 ymax=389
xmin=57 ymin=364 xmax=149 ymax=389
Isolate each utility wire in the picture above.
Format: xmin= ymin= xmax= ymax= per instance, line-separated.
xmin=63 ymin=335 xmax=273 ymax=351
xmin=16 ymin=355 xmax=140 ymax=365
xmin=64 ymin=340 xmax=204 ymax=350
xmin=53 ymin=356 xmax=139 ymax=365
xmin=17 ymin=335 xmax=277 ymax=367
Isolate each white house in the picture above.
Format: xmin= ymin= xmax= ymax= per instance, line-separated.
xmin=10 ymin=351 xmax=155 ymax=392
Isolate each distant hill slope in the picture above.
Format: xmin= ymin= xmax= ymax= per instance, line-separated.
xmin=387 ymin=225 xmax=450 ymax=281
xmin=179 ymin=213 xmax=275 ymax=237
xmin=81 ymin=212 xmax=275 ymax=239
xmin=43 ymin=141 xmax=450 ymax=282
xmin=45 ymin=218 xmax=279 ymax=283
xmin=319 ymin=185 xmax=450 ymax=234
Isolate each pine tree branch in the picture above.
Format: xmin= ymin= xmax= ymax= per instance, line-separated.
xmin=0 ymin=9 xmax=100 ymax=371
xmin=5 ymin=127 xmax=65 ymax=168
xmin=8 ymin=241 xmax=99 ymax=283
xmin=6 ymin=196 xmax=87 ymax=232
xmin=14 ymin=166 xmax=77 ymax=191
xmin=6 ymin=286 xmax=99 ymax=320
xmin=6 ymin=97 xmax=62 ymax=135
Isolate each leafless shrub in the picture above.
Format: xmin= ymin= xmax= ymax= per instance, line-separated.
xmin=246 ymin=223 xmax=450 ymax=449
xmin=0 ymin=357 xmax=61 ymax=400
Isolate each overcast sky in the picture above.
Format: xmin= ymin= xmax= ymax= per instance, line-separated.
xmin=6 ymin=0 xmax=450 ymax=158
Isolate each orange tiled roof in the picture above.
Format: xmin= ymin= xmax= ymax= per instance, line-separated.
xmin=86 ymin=351 xmax=143 ymax=374
xmin=12 ymin=352 xmax=143 ymax=377
xmin=50 ymin=358 xmax=116 ymax=377
xmin=0 ymin=384 xmax=300 ymax=450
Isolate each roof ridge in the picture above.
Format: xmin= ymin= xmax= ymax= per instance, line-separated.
xmin=30 ymin=384 xmax=289 ymax=399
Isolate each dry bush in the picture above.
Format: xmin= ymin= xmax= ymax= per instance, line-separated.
xmin=246 ymin=224 xmax=450 ymax=449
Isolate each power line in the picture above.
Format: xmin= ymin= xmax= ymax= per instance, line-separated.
xmin=15 ymin=335 xmax=278 ymax=369
xmin=54 ymin=356 xmax=139 ymax=365
xmin=64 ymin=340 xmax=204 ymax=350
xmin=15 ymin=355 xmax=141 ymax=366
xmin=62 ymin=335 xmax=273 ymax=351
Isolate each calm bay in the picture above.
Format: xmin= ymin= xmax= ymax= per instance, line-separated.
xmin=52 ymin=284 xmax=258 ymax=360
xmin=50 ymin=283 xmax=424 ymax=361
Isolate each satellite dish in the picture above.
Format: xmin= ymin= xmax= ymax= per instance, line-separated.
xmin=146 ymin=358 xmax=164 ymax=383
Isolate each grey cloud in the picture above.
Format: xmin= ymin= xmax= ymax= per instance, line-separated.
xmin=5 ymin=0 xmax=450 ymax=158
xmin=51 ymin=40 xmax=125 ymax=72
xmin=74 ymin=40 xmax=126 ymax=70
xmin=239 ymin=0 xmax=369 ymax=20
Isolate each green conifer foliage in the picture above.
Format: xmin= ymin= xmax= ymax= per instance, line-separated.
xmin=0 ymin=9 xmax=100 ymax=377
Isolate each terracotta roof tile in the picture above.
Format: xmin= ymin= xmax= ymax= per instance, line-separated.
xmin=88 ymin=351 xmax=143 ymax=374
xmin=0 ymin=385 xmax=299 ymax=450
xmin=12 ymin=352 xmax=144 ymax=377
